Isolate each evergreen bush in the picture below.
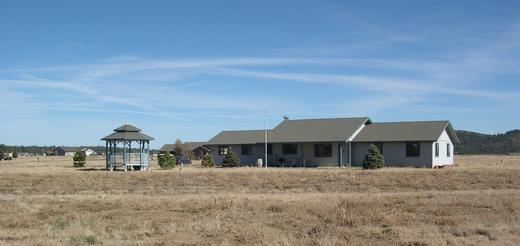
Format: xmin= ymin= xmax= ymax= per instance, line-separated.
xmin=363 ymin=144 xmax=385 ymax=169
xmin=158 ymin=153 xmax=176 ymax=169
xmin=73 ymin=151 xmax=86 ymax=167
xmin=222 ymin=148 xmax=240 ymax=167
xmin=201 ymin=154 xmax=214 ymax=168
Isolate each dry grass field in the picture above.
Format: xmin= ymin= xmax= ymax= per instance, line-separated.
xmin=0 ymin=155 xmax=519 ymax=245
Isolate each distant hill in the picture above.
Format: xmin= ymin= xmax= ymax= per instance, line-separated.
xmin=455 ymin=129 xmax=520 ymax=155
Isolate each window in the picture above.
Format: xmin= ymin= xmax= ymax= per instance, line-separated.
xmin=267 ymin=144 xmax=272 ymax=155
xmin=282 ymin=144 xmax=298 ymax=155
xmin=218 ymin=145 xmax=228 ymax=155
xmin=371 ymin=142 xmax=383 ymax=154
xmin=435 ymin=142 xmax=439 ymax=157
xmin=241 ymin=145 xmax=253 ymax=155
xmin=406 ymin=142 xmax=420 ymax=157
xmin=447 ymin=143 xmax=451 ymax=157
xmin=314 ymin=143 xmax=332 ymax=157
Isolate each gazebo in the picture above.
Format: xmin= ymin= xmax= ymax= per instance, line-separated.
xmin=101 ymin=124 xmax=154 ymax=171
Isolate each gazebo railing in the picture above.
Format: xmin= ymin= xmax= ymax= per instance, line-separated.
xmin=108 ymin=153 xmax=149 ymax=165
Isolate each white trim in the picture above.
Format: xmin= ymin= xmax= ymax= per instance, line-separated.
xmin=346 ymin=119 xmax=370 ymax=142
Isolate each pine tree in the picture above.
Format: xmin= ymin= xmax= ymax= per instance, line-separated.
xmin=158 ymin=153 xmax=176 ymax=169
xmin=222 ymin=148 xmax=240 ymax=167
xmin=73 ymin=151 xmax=86 ymax=167
xmin=201 ymin=154 xmax=215 ymax=168
xmin=363 ymin=144 xmax=385 ymax=169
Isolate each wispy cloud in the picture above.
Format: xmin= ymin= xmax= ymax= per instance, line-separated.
xmin=2 ymin=20 xmax=520 ymax=124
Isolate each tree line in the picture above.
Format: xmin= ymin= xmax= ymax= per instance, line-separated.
xmin=455 ymin=129 xmax=520 ymax=155
xmin=0 ymin=145 xmax=159 ymax=156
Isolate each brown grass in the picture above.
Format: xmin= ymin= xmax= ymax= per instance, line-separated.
xmin=0 ymin=155 xmax=519 ymax=245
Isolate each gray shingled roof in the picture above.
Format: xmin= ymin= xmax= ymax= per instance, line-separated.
xmin=101 ymin=124 xmax=154 ymax=141
xmin=353 ymin=121 xmax=460 ymax=143
xmin=269 ymin=117 xmax=370 ymax=143
xmin=160 ymin=142 xmax=209 ymax=152
xmin=208 ymin=130 xmax=270 ymax=145
xmin=207 ymin=117 xmax=370 ymax=144
xmin=160 ymin=144 xmax=175 ymax=152
xmin=185 ymin=142 xmax=209 ymax=151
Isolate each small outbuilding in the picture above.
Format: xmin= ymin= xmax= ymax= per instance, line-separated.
xmin=101 ymin=124 xmax=154 ymax=171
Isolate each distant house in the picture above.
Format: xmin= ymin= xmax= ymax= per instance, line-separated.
xmin=54 ymin=147 xmax=97 ymax=156
xmin=160 ymin=142 xmax=210 ymax=160
xmin=205 ymin=117 xmax=460 ymax=168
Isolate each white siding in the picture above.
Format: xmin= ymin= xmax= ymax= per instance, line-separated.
xmin=352 ymin=142 xmax=433 ymax=168
xmin=64 ymin=152 xmax=75 ymax=156
xmin=84 ymin=149 xmax=96 ymax=156
xmin=432 ymin=129 xmax=454 ymax=167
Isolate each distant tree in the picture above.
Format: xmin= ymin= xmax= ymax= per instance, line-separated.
xmin=158 ymin=153 xmax=176 ymax=169
xmin=0 ymin=152 xmax=4 ymax=161
xmin=174 ymin=139 xmax=188 ymax=156
xmin=73 ymin=151 xmax=86 ymax=167
xmin=201 ymin=154 xmax=214 ymax=168
xmin=12 ymin=152 xmax=18 ymax=159
xmin=222 ymin=148 xmax=240 ymax=167
xmin=363 ymin=144 xmax=385 ymax=169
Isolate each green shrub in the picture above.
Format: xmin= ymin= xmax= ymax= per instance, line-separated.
xmin=201 ymin=155 xmax=215 ymax=168
xmin=158 ymin=153 xmax=176 ymax=169
xmin=363 ymin=144 xmax=385 ymax=169
xmin=0 ymin=152 xmax=4 ymax=161
xmin=12 ymin=152 xmax=18 ymax=158
xmin=73 ymin=151 xmax=86 ymax=167
xmin=4 ymin=156 xmax=12 ymax=161
xmin=222 ymin=148 xmax=240 ymax=167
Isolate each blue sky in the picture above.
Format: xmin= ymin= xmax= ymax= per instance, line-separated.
xmin=1 ymin=0 xmax=519 ymax=148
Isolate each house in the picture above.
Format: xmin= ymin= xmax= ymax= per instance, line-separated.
xmin=160 ymin=142 xmax=210 ymax=160
xmin=83 ymin=148 xmax=97 ymax=156
xmin=54 ymin=147 xmax=97 ymax=156
xmin=205 ymin=117 xmax=460 ymax=168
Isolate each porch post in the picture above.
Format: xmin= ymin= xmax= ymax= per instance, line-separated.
xmin=348 ymin=141 xmax=352 ymax=166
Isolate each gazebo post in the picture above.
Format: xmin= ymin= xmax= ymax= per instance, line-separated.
xmin=123 ymin=140 xmax=127 ymax=172
xmin=139 ymin=140 xmax=143 ymax=170
xmin=105 ymin=141 xmax=108 ymax=169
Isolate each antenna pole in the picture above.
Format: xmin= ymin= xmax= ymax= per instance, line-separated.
xmin=265 ymin=102 xmax=268 ymax=169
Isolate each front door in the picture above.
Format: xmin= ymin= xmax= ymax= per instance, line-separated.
xmin=338 ymin=143 xmax=349 ymax=167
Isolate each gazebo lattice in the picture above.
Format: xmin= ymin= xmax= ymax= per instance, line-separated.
xmin=101 ymin=124 xmax=154 ymax=171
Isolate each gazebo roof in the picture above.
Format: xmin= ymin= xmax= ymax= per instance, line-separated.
xmin=101 ymin=124 xmax=154 ymax=141
xmin=114 ymin=124 xmax=142 ymax=132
